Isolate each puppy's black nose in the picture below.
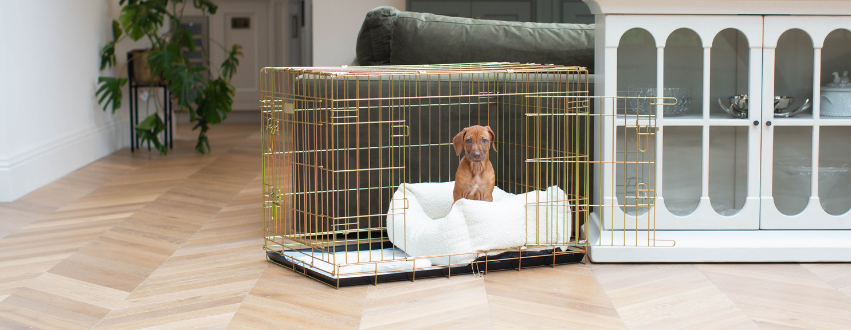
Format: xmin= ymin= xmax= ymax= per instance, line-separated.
xmin=472 ymin=152 xmax=482 ymax=158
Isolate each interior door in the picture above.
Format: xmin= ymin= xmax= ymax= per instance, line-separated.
xmin=276 ymin=0 xmax=304 ymax=67
xmin=210 ymin=1 xmax=270 ymax=111
xmin=760 ymin=16 xmax=851 ymax=229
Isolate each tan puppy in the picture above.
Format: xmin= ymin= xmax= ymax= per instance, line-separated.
xmin=453 ymin=125 xmax=497 ymax=203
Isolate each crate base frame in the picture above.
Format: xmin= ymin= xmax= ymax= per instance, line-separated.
xmin=266 ymin=242 xmax=586 ymax=288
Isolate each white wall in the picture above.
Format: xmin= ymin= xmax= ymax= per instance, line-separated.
xmin=311 ymin=0 xmax=405 ymax=66
xmin=0 ymin=0 xmax=147 ymax=202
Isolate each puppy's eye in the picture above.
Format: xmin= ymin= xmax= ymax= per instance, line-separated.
xmin=481 ymin=139 xmax=488 ymax=144
xmin=466 ymin=138 xmax=472 ymax=144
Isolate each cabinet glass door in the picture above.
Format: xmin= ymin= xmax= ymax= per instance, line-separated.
xmin=818 ymin=30 xmax=851 ymax=217
xmin=707 ymin=29 xmax=759 ymax=220
xmin=603 ymin=15 xmax=762 ymax=230
xmin=761 ymin=16 xmax=851 ymax=229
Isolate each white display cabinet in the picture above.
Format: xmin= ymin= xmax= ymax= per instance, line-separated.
xmin=585 ymin=0 xmax=851 ymax=262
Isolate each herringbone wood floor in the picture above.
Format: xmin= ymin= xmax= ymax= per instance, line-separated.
xmin=2 ymin=124 xmax=851 ymax=329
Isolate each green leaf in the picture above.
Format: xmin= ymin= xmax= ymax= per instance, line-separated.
xmin=136 ymin=112 xmax=164 ymax=132
xmin=119 ymin=6 xmax=143 ymax=40
xmin=136 ymin=113 xmax=168 ymax=154
xmin=192 ymin=118 xmax=211 ymax=153
xmin=221 ymin=44 xmax=243 ymax=80
xmin=180 ymin=28 xmax=197 ymax=52
xmin=119 ymin=0 xmax=167 ymax=41
xmin=96 ymin=77 xmax=128 ymax=113
xmin=100 ymin=42 xmax=116 ymax=70
xmin=195 ymin=133 xmax=210 ymax=153
xmin=168 ymin=64 xmax=205 ymax=106
xmin=147 ymin=43 xmax=182 ymax=79
xmin=196 ymin=78 xmax=234 ymax=125
xmin=112 ymin=20 xmax=123 ymax=40
xmin=178 ymin=103 xmax=198 ymax=123
xmin=192 ymin=0 xmax=218 ymax=15
xmin=191 ymin=78 xmax=232 ymax=154
xmin=100 ymin=21 xmax=123 ymax=70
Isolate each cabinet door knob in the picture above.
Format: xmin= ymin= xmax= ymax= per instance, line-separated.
xmin=766 ymin=121 xmax=772 ymax=127
xmin=753 ymin=120 xmax=759 ymax=126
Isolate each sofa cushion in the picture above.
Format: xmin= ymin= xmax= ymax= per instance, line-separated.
xmin=356 ymin=6 xmax=595 ymax=71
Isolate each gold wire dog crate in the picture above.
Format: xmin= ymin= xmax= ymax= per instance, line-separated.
xmin=260 ymin=63 xmax=657 ymax=287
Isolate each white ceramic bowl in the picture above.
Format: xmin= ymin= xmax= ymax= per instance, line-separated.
xmin=820 ymin=87 xmax=851 ymax=117
xmin=626 ymin=86 xmax=691 ymax=116
xmin=774 ymin=158 xmax=851 ymax=180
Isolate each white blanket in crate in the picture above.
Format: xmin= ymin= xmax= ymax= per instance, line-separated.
xmin=285 ymin=248 xmax=433 ymax=276
xmin=386 ymin=182 xmax=571 ymax=265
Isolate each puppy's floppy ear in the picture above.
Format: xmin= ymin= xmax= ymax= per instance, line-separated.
xmin=453 ymin=129 xmax=467 ymax=157
xmin=485 ymin=126 xmax=497 ymax=152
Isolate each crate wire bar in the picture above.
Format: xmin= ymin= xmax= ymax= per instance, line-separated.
xmin=260 ymin=63 xmax=664 ymax=288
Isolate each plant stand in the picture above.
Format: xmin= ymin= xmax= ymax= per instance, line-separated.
xmin=127 ymin=52 xmax=174 ymax=152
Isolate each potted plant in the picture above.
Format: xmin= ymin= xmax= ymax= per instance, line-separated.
xmin=97 ymin=0 xmax=242 ymax=154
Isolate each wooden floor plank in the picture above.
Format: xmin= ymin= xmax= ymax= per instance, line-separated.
xmin=594 ymin=264 xmax=759 ymax=330
xmin=485 ymin=265 xmax=626 ymax=330
xmin=228 ymin=266 xmax=368 ymax=330
xmin=360 ymin=275 xmax=493 ymax=330
xmin=699 ymin=264 xmax=851 ymax=330
xmin=801 ymin=263 xmax=851 ymax=299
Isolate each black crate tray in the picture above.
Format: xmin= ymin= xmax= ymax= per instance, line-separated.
xmin=266 ymin=241 xmax=585 ymax=287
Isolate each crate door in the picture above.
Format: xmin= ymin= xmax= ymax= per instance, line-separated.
xmin=327 ymin=79 xmax=410 ymax=245
xmin=522 ymin=95 xmax=591 ymax=246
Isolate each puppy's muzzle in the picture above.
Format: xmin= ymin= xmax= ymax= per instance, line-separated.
xmin=469 ymin=151 xmax=486 ymax=162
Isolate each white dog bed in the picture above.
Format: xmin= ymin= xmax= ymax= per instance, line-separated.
xmin=386 ymin=182 xmax=571 ymax=265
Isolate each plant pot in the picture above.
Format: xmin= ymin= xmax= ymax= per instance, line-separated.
xmin=129 ymin=49 xmax=162 ymax=85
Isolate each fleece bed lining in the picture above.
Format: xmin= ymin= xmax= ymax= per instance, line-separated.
xmin=387 ymin=182 xmax=572 ymax=265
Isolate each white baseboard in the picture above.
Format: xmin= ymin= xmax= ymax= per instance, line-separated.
xmin=0 ymin=120 xmax=125 ymax=202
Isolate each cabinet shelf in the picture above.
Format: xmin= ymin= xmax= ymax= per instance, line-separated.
xmin=707 ymin=118 xmax=754 ymax=126
xmin=614 ymin=114 xmax=758 ymax=127
xmin=772 ymin=113 xmax=813 ymax=126
xmin=818 ymin=117 xmax=851 ymax=126
xmin=662 ymin=113 xmax=702 ymax=125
